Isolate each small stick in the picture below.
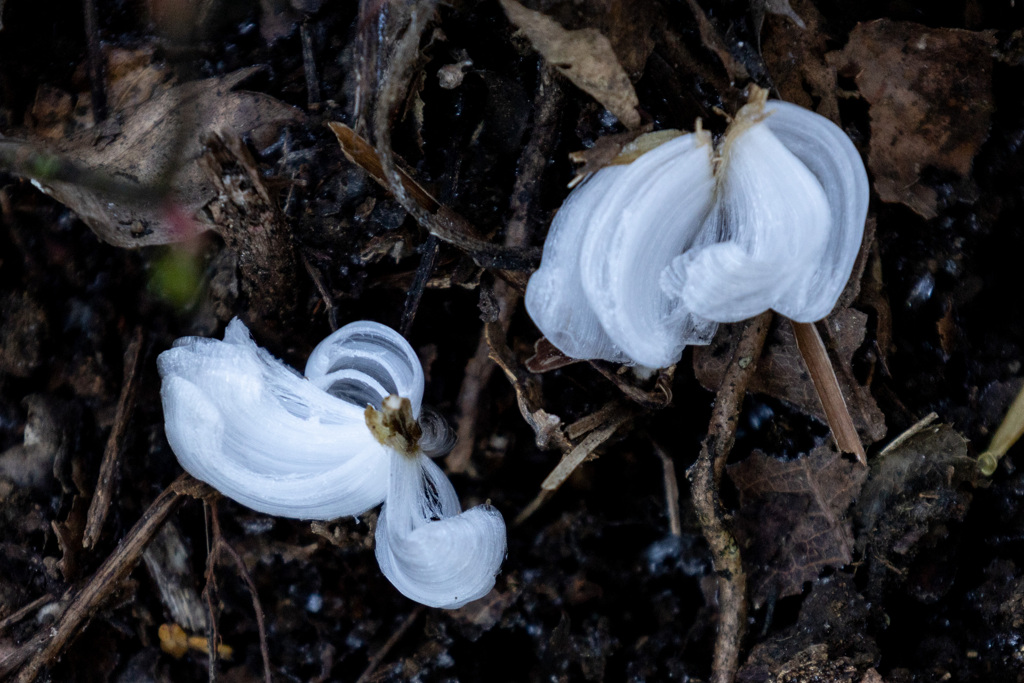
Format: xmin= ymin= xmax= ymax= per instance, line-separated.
xmin=791 ymin=320 xmax=867 ymax=465
xmin=327 ymin=122 xmax=540 ymax=272
xmin=400 ymin=234 xmax=440 ymax=337
xmin=446 ymin=67 xmax=563 ymax=473
xmin=84 ymin=327 xmax=145 ymax=548
xmin=300 ymin=22 xmax=321 ymax=110
xmin=653 ymin=443 xmax=682 ymax=537
xmin=0 ymin=595 xmax=55 ymax=636
xmin=203 ymin=502 xmax=273 ymax=683
xmin=83 ymin=0 xmax=108 ymax=122
xmin=688 ymin=311 xmax=771 ymax=683
xmin=301 ymin=254 xmax=339 ymax=331
xmin=355 ymin=606 xmax=425 ymax=683
xmin=878 ymin=412 xmax=939 ymax=459
xmin=539 ymin=407 xmax=631 ymax=491
xmin=515 ymin=405 xmax=632 ymax=525
xmin=9 ymin=473 xmax=191 ymax=682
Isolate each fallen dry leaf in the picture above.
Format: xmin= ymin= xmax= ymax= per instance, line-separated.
xmin=759 ymin=0 xmax=839 ymax=123
xmin=830 ymin=20 xmax=996 ymax=219
xmin=500 ymin=0 xmax=640 ymax=129
xmin=728 ymin=443 xmax=869 ymax=607
xmin=30 ymin=67 xmax=300 ymax=247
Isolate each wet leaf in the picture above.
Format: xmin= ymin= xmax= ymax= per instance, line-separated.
xmin=500 ymin=0 xmax=640 ymax=129
xmin=728 ymin=443 xmax=868 ymax=607
xmin=32 ymin=68 xmax=301 ymax=247
xmin=830 ymin=20 xmax=997 ymax=219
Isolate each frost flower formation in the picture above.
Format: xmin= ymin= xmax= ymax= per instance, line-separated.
xmin=158 ymin=318 xmax=506 ymax=608
xmin=525 ymin=87 xmax=869 ymax=368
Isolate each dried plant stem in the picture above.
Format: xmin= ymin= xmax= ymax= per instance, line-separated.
xmin=688 ymin=311 xmax=771 ymax=683
xmin=203 ymin=501 xmax=273 ymax=683
xmin=355 ymin=606 xmax=425 ymax=683
xmin=84 ymin=326 xmax=145 ymax=548
xmin=0 ymin=595 xmax=55 ymax=636
xmin=6 ymin=474 xmax=193 ymax=682
xmin=653 ymin=443 xmax=683 ymax=537
xmin=447 ymin=66 xmax=563 ymax=474
xmin=791 ymin=320 xmax=867 ymax=465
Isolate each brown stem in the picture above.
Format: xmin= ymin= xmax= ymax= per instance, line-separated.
xmin=687 ymin=311 xmax=771 ymax=683
xmin=84 ymin=327 xmax=145 ymax=548
xmin=791 ymin=320 xmax=866 ymax=465
xmin=7 ymin=474 xmax=191 ymax=682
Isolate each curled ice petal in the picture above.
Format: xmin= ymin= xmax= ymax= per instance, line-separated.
xmin=526 ymin=133 xmax=719 ymax=369
xmin=525 ymin=168 xmax=632 ymax=364
xmin=375 ymin=452 xmax=506 ymax=609
xmin=417 ymin=406 xmax=457 ymax=458
xmin=158 ymin=318 xmax=415 ymax=519
xmin=305 ymin=321 xmax=425 ymax=416
xmin=758 ymin=100 xmax=871 ymax=321
xmin=661 ymin=106 xmax=832 ymax=322
xmin=579 ymin=132 xmax=719 ymax=368
xmin=528 ymin=89 xmax=868 ymax=366
xmin=662 ymin=98 xmax=868 ymax=322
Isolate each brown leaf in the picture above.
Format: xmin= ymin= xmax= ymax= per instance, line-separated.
xmin=500 ymin=0 xmax=640 ymax=129
xmin=525 ymin=337 xmax=580 ymax=374
xmin=694 ymin=308 xmax=887 ymax=446
xmin=759 ymin=0 xmax=839 ymax=123
xmin=34 ymin=68 xmax=301 ymax=247
xmin=830 ymin=20 xmax=996 ymax=219
xmin=728 ymin=443 xmax=869 ymax=607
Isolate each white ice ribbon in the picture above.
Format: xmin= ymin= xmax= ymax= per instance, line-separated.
xmin=158 ymin=319 xmax=506 ymax=608
xmin=526 ymin=90 xmax=869 ymax=368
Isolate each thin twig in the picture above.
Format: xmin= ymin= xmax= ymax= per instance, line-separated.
xmin=791 ymin=320 xmax=867 ymax=465
xmin=878 ymin=412 xmax=939 ymax=458
xmin=7 ymin=473 xmax=192 ymax=682
xmin=400 ymin=234 xmax=440 ymax=337
xmin=355 ymin=606 xmax=425 ymax=683
xmin=203 ymin=502 xmax=273 ymax=683
xmin=84 ymin=327 xmax=145 ymax=548
xmin=653 ymin=443 xmax=682 ymax=537
xmin=301 ymin=253 xmax=339 ymax=331
xmin=515 ymin=404 xmax=632 ymax=525
xmin=687 ymin=311 xmax=771 ymax=683
xmin=0 ymin=595 xmax=55 ymax=636
xmin=217 ymin=539 xmax=273 ymax=682
xmin=446 ymin=66 xmax=563 ymax=474
xmin=82 ymin=0 xmax=108 ymax=122
xmin=327 ymin=122 xmax=541 ymax=271
xmin=300 ymin=22 xmax=321 ymax=110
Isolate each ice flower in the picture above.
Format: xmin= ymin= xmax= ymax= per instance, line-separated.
xmin=525 ymin=87 xmax=869 ymax=368
xmin=158 ymin=318 xmax=506 ymax=608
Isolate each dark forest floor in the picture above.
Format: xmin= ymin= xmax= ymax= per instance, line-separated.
xmin=1 ymin=1 xmax=1024 ymax=681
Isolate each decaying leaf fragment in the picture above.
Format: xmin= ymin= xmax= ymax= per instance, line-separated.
xmin=28 ymin=67 xmax=300 ymax=247
xmin=728 ymin=443 xmax=869 ymax=607
xmin=759 ymin=0 xmax=839 ymax=123
xmin=499 ymin=0 xmax=640 ymax=129
xmin=855 ymin=424 xmax=974 ymax=556
xmin=830 ymin=20 xmax=996 ymax=219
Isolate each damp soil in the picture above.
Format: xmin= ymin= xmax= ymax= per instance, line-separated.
xmin=1 ymin=1 xmax=1023 ymax=682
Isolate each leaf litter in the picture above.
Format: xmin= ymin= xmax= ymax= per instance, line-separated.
xmin=0 ymin=0 xmax=1022 ymax=681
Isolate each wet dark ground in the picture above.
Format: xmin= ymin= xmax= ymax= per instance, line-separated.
xmin=2 ymin=1 xmax=1024 ymax=681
